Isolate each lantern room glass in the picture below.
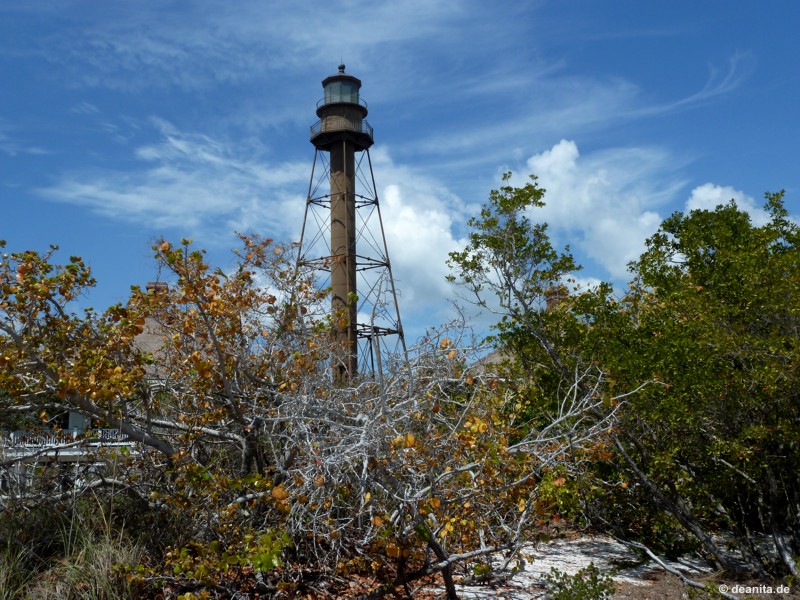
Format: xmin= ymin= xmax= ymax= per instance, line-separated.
xmin=324 ymin=80 xmax=359 ymax=104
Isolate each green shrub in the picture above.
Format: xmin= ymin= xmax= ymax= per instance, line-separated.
xmin=543 ymin=562 xmax=615 ymax=600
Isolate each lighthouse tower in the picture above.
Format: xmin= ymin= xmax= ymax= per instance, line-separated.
xmin=298 ymin=65 xmax=405 ymax=383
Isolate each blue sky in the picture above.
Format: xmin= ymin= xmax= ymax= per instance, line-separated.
xmin=2 ymin=1 xmax=798 ymax=341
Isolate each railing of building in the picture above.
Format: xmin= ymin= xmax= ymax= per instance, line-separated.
xmin=0 ymin=430 xmax=133 ymax=492
xmin=310 ymin=117 xmax=373 ymax=141
xmin=0 ymin=428 xmax=127 ymax=449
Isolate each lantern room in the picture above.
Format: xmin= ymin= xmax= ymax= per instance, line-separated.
xmin=322 ymin=64 xmax=362 ymax=105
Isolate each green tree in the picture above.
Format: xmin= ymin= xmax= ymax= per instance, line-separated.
xmin=447 ymin=173 xmax=580 ymax=369
xmin=447 ymin=173 xmax=628 ymax=522
xmin=449 ymin=175 xmax=799 ymax=579
xmin=581 ymin=194 xmax=800 ymax=577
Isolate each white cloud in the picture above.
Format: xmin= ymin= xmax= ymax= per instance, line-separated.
xmin=39 ymin=126 xmax=777 ymax=344
xmin=382 ymin=183 xmax=460 ymax=302
xmin=519 ymin=139 xmax=681 ymax=280
xmin=411 ymin=53 xmax=752 ymax=173
xmin=511 ymin=142 xmax=785 ymax=286
xmin=358 ymin=148 xmax=468 ymax=335
xmin=685 ymin=182 xmax=770 ymax=226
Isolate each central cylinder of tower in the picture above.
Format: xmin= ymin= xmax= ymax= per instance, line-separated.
xmin=329 ymin=141 xmax=358 ymax=380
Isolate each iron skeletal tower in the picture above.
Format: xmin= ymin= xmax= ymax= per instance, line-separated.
xmin=298 ymin=65 xmax=405 ymax=383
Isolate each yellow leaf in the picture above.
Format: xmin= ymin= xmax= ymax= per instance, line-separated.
xmin=271 ymin=485 xmax=288 ymax=501
xmin=364 ymin=492 xmax=371 ymax=504
xmin=447 ymin=350 xmax=457 ymax=360
xmin=404 ymin=432 xmax=416 ymax=448
xmin=518 ymin=498 xmax=526 ymax=512
xmin=439 ymin=338 xmax=450 ymax=349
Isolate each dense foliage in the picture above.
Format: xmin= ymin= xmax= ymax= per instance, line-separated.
xmin=448 ymin=175 xmax=800 ymax=580
xmin=578 ymin=194 xmax=800 ymax=577
xmin=1 ymin=230 xmax=610 ymax=599
xmin=1 ymin=176 xmax=797 ymax=598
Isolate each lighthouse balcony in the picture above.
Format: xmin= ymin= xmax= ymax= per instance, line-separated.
xmin=310 ymin=117 xmax=374 ymax=146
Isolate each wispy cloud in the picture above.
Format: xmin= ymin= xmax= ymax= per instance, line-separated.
xmin=5 ymin=0 xmax=471 ymax=92
xmin=38 ymin=118 xmax=309 ymax=243
xmin=0 ymin=120 xmax=50 ymax=156
xmin=69 ymin=101 xmax=101 ymax=115
xmin=627 ymin=52 xmax=755 ymax=118
xmin=412 ymin=51 xmax=752 ymax=172
xmin=4 ymin=1 xmax=752 ymax=169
